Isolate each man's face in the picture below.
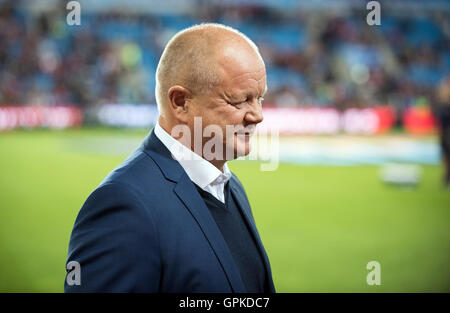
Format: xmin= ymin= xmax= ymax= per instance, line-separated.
xmin=187 ymin=41 xmax=266 ymax=161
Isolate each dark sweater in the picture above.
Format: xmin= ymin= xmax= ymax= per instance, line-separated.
xmin=194 ymin=182 xmax=267 ymax=293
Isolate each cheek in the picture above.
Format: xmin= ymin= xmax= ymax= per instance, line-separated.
xmin=221 ymin=109 xmax=245 ymax=124
xmin=202 ymin=106 xmax=245 ymax=133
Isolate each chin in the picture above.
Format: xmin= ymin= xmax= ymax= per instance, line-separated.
xmin=234 ymin=142 xmax=251 ymax=158
xmin=224 ymin=134 xmax=252 ymax=160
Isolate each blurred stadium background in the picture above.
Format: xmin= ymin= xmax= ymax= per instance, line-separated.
xmin=0 ymin=0 xmax=449 ymax=292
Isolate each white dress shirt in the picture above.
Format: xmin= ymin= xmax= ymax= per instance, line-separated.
xmin=154 ymin=122 xmax=232 ymax=203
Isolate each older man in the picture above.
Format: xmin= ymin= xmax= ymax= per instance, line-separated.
xmin=65 ymin=23 xmax=275 ymax=293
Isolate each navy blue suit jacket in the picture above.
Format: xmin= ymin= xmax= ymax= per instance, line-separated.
xmin=65 ymin=129 xmax=275 ymax=293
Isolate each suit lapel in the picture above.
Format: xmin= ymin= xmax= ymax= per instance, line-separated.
xmin=174 ymin=174 xmax=246 ymax=293
xmin=142 ymin=130 xmax=246 ymax=292
xmin=230 ymin=180 xmax=276 ymax=293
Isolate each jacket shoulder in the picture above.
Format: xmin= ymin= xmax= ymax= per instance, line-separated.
xmin=65 ymin=180 xmax=161 ymax=292
xmin=100 ymin=148 xmax=160 ymax=189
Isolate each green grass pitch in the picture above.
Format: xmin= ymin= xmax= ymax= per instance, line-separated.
xmin=0 ymin=129 xmax=449 ymax=292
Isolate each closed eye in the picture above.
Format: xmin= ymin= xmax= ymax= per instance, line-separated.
xmin=228 ymin=99 xmax=247 ymax=106
xmin=227 ymin=96 xmax=264 ymax=106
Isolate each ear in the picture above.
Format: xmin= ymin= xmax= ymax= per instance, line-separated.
xmin=167 ymin=85 xmax=192 ymax=123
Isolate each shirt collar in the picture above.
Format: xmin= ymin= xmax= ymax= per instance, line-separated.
xmin=154 ymin=122 xmax=232 ymax=189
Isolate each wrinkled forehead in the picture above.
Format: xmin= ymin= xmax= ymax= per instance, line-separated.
xmin=214 ymin=41 xmax=266 ymax=93
xmin=218 ymin=39 xmax=265 ymax=72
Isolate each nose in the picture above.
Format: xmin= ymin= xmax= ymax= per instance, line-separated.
xmin=245 ymin=100 xmax=264 ymax=125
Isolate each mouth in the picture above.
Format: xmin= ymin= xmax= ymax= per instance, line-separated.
xmin=234 ymin=126 xmax=256 ymax=136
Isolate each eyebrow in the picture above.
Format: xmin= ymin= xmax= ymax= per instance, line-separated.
xmin=224 ymin=85 xmax=267 ymax=102
xmin=243 ymin=85 xmax=268 ymax=98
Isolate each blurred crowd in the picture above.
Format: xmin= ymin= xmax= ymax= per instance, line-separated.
xmin=0 ymin=1 xmax=449 ymax=114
